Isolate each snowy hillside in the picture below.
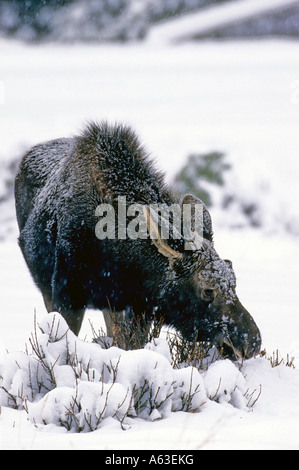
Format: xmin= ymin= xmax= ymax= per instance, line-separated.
xmin=148 ymin=0 xmax=299 ymax=43
xmin=1 ymin=0 xmax=299 ymax=42
xmin=0 ymin=0 xmax=232 ymax=42
xmin=0 ymin=36 xmax=299 ymax=449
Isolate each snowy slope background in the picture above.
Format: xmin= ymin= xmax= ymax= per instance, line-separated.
xmin=1 ymin=3 xmax=299 ymax=449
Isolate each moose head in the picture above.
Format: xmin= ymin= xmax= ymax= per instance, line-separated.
xmin=144 ymin=194 xmax=262 ymax=360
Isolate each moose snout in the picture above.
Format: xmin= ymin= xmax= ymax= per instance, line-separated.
xmin=215 ymin=331 xmax=261 ymax=360
xmin=210 ymin=298 xmax=262 ymax=360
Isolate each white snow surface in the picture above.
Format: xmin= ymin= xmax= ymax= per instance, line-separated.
xmin=0 ymin=34 xmax=299 ymax=449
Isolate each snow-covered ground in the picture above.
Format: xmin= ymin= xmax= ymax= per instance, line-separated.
xmin=0 ymin=35 xmax=299 ymax=449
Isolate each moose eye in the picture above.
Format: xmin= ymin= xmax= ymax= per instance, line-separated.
xmin=201 ymin=289 xmax=216 ymax=302
xmin=204 ymin=289 xmax=214 ymax=297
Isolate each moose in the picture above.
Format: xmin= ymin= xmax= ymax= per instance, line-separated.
xmin=15 ymin=121 xmax=261 ymax=359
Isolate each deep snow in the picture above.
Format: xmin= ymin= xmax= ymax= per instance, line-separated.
xmin=0 ymin=34 xmax=299 ymax=449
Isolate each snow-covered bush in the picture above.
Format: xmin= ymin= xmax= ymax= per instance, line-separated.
xmin=172 ymin=366 xmax=206 ymax=412
xmin=173 ymin=150 xmax=299 ymax=235
xmin=173 ymin=151 xmax=231 ymax=208
xmin=0 ymin=312 xmax=213 ymax=431
xmin=27 ymin=380 xmax=132 ymax=432
xmin=2 ymin=315 xmax=297 ymax=433
xmin=204 ymin=359 xmax=247 ymax=409
xmin=5 ymin=312 xmax=290 ymax=433
xmin=173 ymin=151 xmax=263 ymax=229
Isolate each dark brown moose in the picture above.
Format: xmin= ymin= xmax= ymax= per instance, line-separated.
xmin=15 ymin=122 xmax=261 ymax=359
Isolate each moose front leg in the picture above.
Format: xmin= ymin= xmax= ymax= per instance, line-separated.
xmin=102 ymin=308 xmax=151 ymax=350
xmin=50 ymin=243 xmax=88 ymax=336
xmin=59 ymin=308 xmax=85 ymax=336
xmin=102 ymin=309 xmax=125 ymax=338
xmin=42 ymin=287 xmax=85 ymax=336
xmin=102 ymin=309 xmax=128 ymax=349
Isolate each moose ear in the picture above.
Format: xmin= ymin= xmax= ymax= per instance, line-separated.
xmin=224 ymin=259 xmax=233 ymax=269
xmin=180 ymin=194 xmax=214 ymax=243
xmin=143 ymin=206 xmax=182 ymax=262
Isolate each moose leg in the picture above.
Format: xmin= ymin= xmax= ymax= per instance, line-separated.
xmin=42 ymin=291 xmax=53 ymax=313
xmin=102 ymin=308 xmax=152 ymax=350
xmin=102 ymin=309 xmax=124 ymax=338
xmin=41 ymin=288 xmax=85 ymax=335
xmin=59 ymin=308 xmax=85 ymax=336
xmin=103 ymin=309 xmax=136 ymax=350
xmin=51 ymin=244 xmax=87 ymax=336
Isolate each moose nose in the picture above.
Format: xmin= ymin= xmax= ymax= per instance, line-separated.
xmin=210 ymin=295 xmax=262 ymax=360
xmin=215 ymin=334 xmax=261 ymax=360
xmin=215 ymin=336 xmax=242 ymax=360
